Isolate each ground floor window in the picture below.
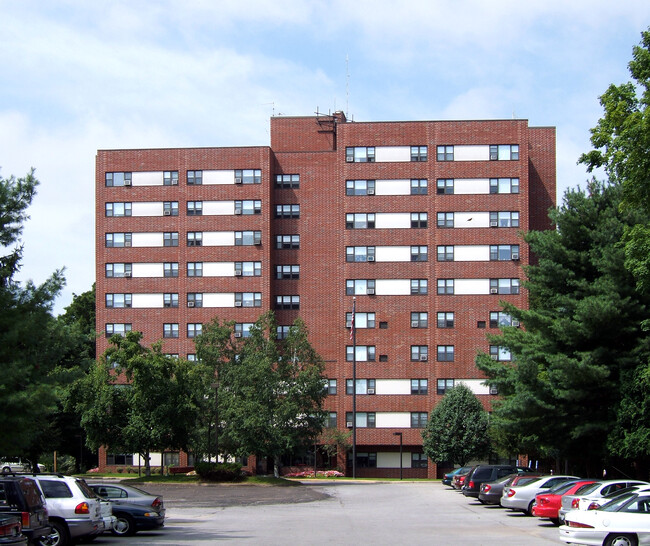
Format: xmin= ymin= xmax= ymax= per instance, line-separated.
xmin=106 ymin=453 xmax=133 ymax=466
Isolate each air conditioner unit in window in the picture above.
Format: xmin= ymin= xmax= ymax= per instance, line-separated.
xmin=490 ymin=221 xmax=499 ymax=227
xmin=367 ymin=388 xmax=375 ymax=395
xmin=346 ymin=321 xmax=352 ymax=328
xmin=512 ymin=320 xmax=520 ymax=327
xmin=124 ymin=241 xmax=132 ymax=247
xmin=490 ymin=288 xmax=498 ymax=294
xmin=125 ymin=303 xmax=131 ymax=308
xmin=367 ymin=189 xmax=375 ymax=195
xmin=234 ymin=270 xmax=243 ymax=276
xmin=489 ymin=385 xmax=498 ymax=395
xmin=234 ymin=177 xmax=243 ymax=184
xmin=234 ymin=209 xmax=242 ymax=215
xmin=346 ymin=156 xmax=354 ymax=163
xmin=420 ymin=355 xmax=428 ymax=361
xmin=254 ymin=240 xmax=262 ymax=245
xmin=124 ymin=272 xmax=132 ymax=278
xmin=511 ymin=254 xmax=520 ymax=261
xmin=411 ymin=321 xmax=419 ymax=328
xmin=187 ymin=301 xmax=195 ymax=308
xmin=163 ymin=210 xmax=171 ymax=216
xmin=171 ymin=179 xmax=178 ymax=185
xmin=367 ymin=288 xmax=375 ymax=295
xmin=367 ymin=255 xmax=375 ymax=262
xmin=346 ymin=421 xmax=354 ymax=428
xmin=234 ymin=301 xmax=242 ymax=307
xmin=124 ymin=179 xmax=132 ymax=186
xmin=490 ymin=354 xmax=498 ymax=360
xmin=490 ymin=153 xmax=499 ymax=160
xmin=234 ymin=332 xmax=242 ymax=338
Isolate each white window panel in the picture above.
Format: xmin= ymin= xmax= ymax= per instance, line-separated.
xmin=203 ymin=293 xmax=235 ymax=307
xmin=132 ymin=172 xmax=163 ymax=186
xmin=454 ymin=178 xmax=490 ymax=194
xmin=132 ymin=263 xmax=164 ymax=277
xmin=454 ymin=212 xmax=490 ymax=228
xmin=203 ymin=231 xmax=235 ymax=246
xmin=376 ymin=379 xmax=410 ymax=395
xmin=454 ymin=279 xmax=490 ymax=295
xmin=203 ymin=262 xmax=236 ymax=276
xmin=376 ymin=279 xmax=411 ymax=295
xmin=376 ymin=412 xmax=410 ymax=428
xmin=131 ymin=202 xmax=163 ymax=216
xmin=132 ymin=232 xmax=164 ymax=247
xmin=377 ymin=452 xmax=412 ymax=469
xmin=375 ymin=213 xmax=411 ymax=229
xmin=374 ymin=146 xmax=411 ymax=162
xmin=202 ymin=170 xmax=236 ymax=185
xmin=375 ymin=179 xmax=411 ymax=195
xmin=131 ymin=294 xmax=164 ymax=308
xmin=453 ymin=245 xmax=490 ymax=261
xmin=375 ymin=246 xmax=411 ymax=262
xmin=453 ymin=145 xmax=490 ymax=161
xmin=458 ymin=379 xmax=491 ymax=395
xmin=203 ymin=201 xmax=235 ymax=215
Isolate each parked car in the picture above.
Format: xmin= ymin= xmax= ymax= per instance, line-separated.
xmin=87 ymin=483 xmax=165 ymax=513
xmin=452 ymin=467 xmax=476 ymax=490
xmin=462 ymin=465 xmax=521 ymax=498
xmin=0 ymin=476 xmax=50 ymax=545
xmin=560 ymin=491 xmax=650 ymax=545
xmin=0 ymin=459 xmax=46 ymax=474
xmin=30 ymin=474 xmax=103 ymax=546
xmin=479 ymin=473 xmax=542 ymax=505
xmin=558 ymin=479 xmax=648 ymax=525
xmin=502 ymin=475 xmax=579 ymax=515
xmin=0 ymin=514 xmax=28 ymax=545
xmin=532 ymin=480 xmax=596 ymax=525
xmin=110 ymin=502 xmax=165 ymax=537
xmin=588 ymin=484 xmax=650 ymax=510
xmin=442 ymin=466 xmax=473 ymax=487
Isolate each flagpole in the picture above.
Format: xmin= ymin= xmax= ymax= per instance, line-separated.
xmin=352 ymin=296 xmax=357 ymax=479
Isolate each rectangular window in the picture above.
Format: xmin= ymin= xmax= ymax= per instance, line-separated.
xmin=187 ymin=262 xmax=203 ymax=277
xmin=490 ymin=278 xmax=520 ymax=295
xmin=276 ymin=295 xmax=300 ymax=310
xmin=411 ymin=346 xmax=428 ymax=361
xmin=411 ymin=453 xmax=428 ymax=468
xmin=411 ymin=379 xmax=428 ymax=395
xmin=235 ymin=231 xmax=262 ymax=246
xmin=437 ymin=346 xmax=455 ymax=362
xmin=411 ymin=312 xmax=428 ymax=328
xmin=347 ymin=246 xmax=376 ymax=262
xmin=163 ymin=323 xmax=179 ymax=338
xmin=346 ymin=379 xmax=376 ymax=395
xmin=105 ymin=202 xmax=132 ymax=217
xmin=490 ymin=178 xmax=520 ymax=194
xmin=410 ymin=146 xmax=428 ymax=162
xmin=187 ymin=232 xmax=202 ymax=247
xmin=411 ymin=412 xmax=428 ymax=428
xmin=490 ymin=144 xmax=519 ymax=161
xmin=235 ymin=292 xmax=262 ymax=307
xmin=187 ymin=354 xmax=199 ymax=362
xmin=235 ymin=200 xmax=262 ymax=215
xmin=346 ymin=213 xmax=375 ymax=229
xmin=437 ymin=246 xmax=454 ymax=262
xmin=275 ymin=235 xmax=300 ymax=249
xmin=234 ymin=323 xmax=253 ymax=338
xmin=410 ymin=179 xmax=428 ymax=195
xmin=276 ymin=326 xmax=290 ymax=339
xmin=106 ymin=453 xmax=134 ymax=465
xmin=349 ymin=452 xmax=377 ymax=467
xmin=164 ymin=262 xmax=178 ymax=277
xmin=275 ymin=204 xmax=300 ymax=218
xmin=346 ymin=312 xmax=376 ymax=329
xmin=187 ymin=170 xmax=202 ymax=185
xmin=327 ymin=412 xmax=337 ymax=428
xmin=106 ymin=263 xmax=132 ymax=278
xmin=105 ymin=323 xmax=132 ymax=337
xmin=187 ymin=323 xmax=203 ymax=338
xmin=163 ymin=293 xmax=179 ymax=308
xmin=346 ymin=180 xmax=376 ymax=196
xmin=437 ymin=379 xmax=455 ymax=395
xmin=163 ymin=202 xmax=179 ymax=216
xmin=105 ymin=293 xmax=132 ymax=308
xmin=437 ymin=312 xmax=454 ymax=328
xmin=437 ymin=179 xmax=454 ymax=194
xmin=162 ymin=232 xmax=178 ymax=247
xmin=437 ymin=279 xmax=454 ymax=295
xmin=346 ymin=346 xmax=376 ymax=362
xmin=346 ymin=147 xmax=375 ymax=163
xmin=186 ymin=293 xmax=202 ymax=308
xmin=411 ymin=212 xmax=428 ymax=228
xmin=187 ymin=201 xmax=203 ymax=215
xmin=105 ymin=233 xmax=132 ymax=248
xmin=346 ymin=279 xmax=376 ymax=296
xmin=490 ymin=245 xmax=520 ymax=261
xmin=410 ymin=279 xmax=428 ymax=295
xmin=490 ymin=346 xmax=512 ymax=361
xmin=490 ymin=312 xmax=517 ymax=328
xmin=437 ymin=145 xmax=454 ymax=161
xmin=105 ymin=172 xmax=132 ymax=187
xmin=411 ymin=246 xmax=428 ymax=262
xmin=235 ymin=261 xmax=262 ymax=276
xmin=276 ymin=174 xmax=300 ymax=188
xmin=437 ymin=212 xmax=454 ymax=228
xmin=234 ymin=169 xmax=261 ymax=184
xmin=325 ymin=379 xmax=337 ymax=396
xmin=276 ymin=265 xmax=300 ymax=280
xmin=490 ymin=211 xmax=520 ymax=228
xmin=163 ymin=171 xmax=179 ymax=186
xmin=345 ymin=412 xmax=376 ymax=428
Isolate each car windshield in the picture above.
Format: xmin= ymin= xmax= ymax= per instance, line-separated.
xmin=75 ymin=479 xmax=97 ymax=499
xmin=548 ymin=481 xmax=579 ymax=495
xmin=519 ymin=477 xmax=541 ymax=487
xmin=576 ymin=482 xmax=602 ymax=495
xmin=599 ymin=492 xmax=637 ymax=512
xmin=19 ymin=479 xmax=45 ymax=509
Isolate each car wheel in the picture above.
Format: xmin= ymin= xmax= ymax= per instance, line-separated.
xmin=38 ymin=520 xmax=70 ymax=546
xmin=1 ymin=466 xmax=10 ymax=474
xmin=550 ymin=518 xmax=560 ymax=526
xmin=112 ymin=513 xmax=137 ymax=537
xmin=526 ymin=500 xmax=535 ymax=516
xmin=604 ymin=533 xmax=638 ymax=546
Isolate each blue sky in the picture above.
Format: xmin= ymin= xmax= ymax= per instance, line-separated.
xmin=1 ymin=0 xmax=649 ymax=314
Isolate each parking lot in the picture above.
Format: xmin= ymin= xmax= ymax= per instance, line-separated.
xmin=87 ymin=480 xmax=562 ymax=545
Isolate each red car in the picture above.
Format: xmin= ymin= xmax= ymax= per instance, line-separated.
xmin=532 ymin=480 xmax=596 ymax=525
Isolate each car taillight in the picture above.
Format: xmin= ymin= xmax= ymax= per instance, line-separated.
xmin=567 ymin=521 xmax=594 ymax=528
xmin=571 ymin=499 xmax=580 ymax=509
xmin=152 ymin=498 xmax=162 ymax=509
xmin=507 ymin=489 xmax=516 ymax=497
xmin=75 ymin=502 xmax=90 ymax=514
xmin=0 ymin=517 xmax=21 ymax=537
xmin=20 ymin=512 xmax=29 ymax=528
xmin=587 ymin=502 xmax=600 ymax=510
xmin=483 ymin=484 xmax=491 ymax=493
xmin=469 ymin=481 xmax=475 ymax=488
xmin=538 ymin=498 xmax=547 ymax=506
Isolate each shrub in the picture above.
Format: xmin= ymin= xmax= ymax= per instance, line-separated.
xmin=194 ymin=462 xmax=243 ymax=482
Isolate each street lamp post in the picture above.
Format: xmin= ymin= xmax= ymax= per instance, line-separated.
xmin=393 ymin=432 xmax=403 ymax=480
xmin=211 ymin=381 xmax=219 ymax=462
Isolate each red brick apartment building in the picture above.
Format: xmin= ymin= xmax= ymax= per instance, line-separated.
xmin=95 ymin=113 xmax=556 ymax=478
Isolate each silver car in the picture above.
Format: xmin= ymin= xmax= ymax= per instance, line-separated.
xmin=501 ymin=475 xmax=579 ymax=515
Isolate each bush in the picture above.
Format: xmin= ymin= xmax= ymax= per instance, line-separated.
xmin=194 ymin=461 xmax=243 ymax=482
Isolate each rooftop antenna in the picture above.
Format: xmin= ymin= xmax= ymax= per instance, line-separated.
xmin=346 ymin=55 xmax=350 ymax=119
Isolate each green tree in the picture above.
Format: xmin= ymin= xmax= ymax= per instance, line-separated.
xmin=196 ymin=312 xmax=327 ymax=477
xmin=477 ymin=182 xmax=650 ymax=475
xmin=422 ymin=384 xmax=490 ymax=466
xmin=77 ymin=331 xmax=208 ymax=475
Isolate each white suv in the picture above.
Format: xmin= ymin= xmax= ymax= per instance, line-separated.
xmin=29 ymin=474 xmax=103 ymax=546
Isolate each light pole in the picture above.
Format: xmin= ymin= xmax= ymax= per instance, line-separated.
xmin=211 ymin=381 xmax=219 ymax=462
xmin=393 ymin=432 xmax=403 ymax=480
